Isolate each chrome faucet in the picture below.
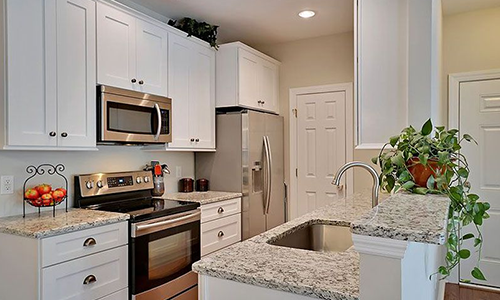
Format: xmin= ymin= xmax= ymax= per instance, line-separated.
xmin=332 ymin=161 xmax=380 ymax=208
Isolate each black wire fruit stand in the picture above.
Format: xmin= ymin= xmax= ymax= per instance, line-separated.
xmin=23 ymin=164 xmax=68 ymax=218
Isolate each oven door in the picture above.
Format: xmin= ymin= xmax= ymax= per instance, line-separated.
xmin=100 ymin=91 xmax=172 ymax=144
xmin=131 ymin=210 xmax=200 ymax=299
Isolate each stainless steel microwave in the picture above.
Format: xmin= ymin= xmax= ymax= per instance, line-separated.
xmin=97 ymin=86 xmax=172 ymax=144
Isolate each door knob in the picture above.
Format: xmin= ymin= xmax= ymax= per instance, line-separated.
xmin=131 ymin=78 xmax=137 ymax=83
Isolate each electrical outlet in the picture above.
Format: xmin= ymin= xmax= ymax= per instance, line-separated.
xmin=1 ymin=176 xmax=14 ymax=195
xmin=176 ymin=166 xmax=182 ymax=178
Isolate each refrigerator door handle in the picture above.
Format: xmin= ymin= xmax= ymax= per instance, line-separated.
xmin=262 ymin=136 xmax=269 ymax=214
xmin=264 ymin=136 xmax=272 ymax=215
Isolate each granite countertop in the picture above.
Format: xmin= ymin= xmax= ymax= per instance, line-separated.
xmin=351 ymin=192 xmax=450 ymax=245
xmin=163 ymin=191 xmax=243 ymax=205
xmin=193 ymin=192 xmax=376 ymax=300
xmin=0 ymin=209 xmax=129 ymax=239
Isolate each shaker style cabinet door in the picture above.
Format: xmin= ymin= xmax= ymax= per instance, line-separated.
xmin=136 ymin=19 xmax=168 ymax=96
xmin=189 ymin=43 xmax=216 ymax=149
xmin=5 ymin=0 xmax=57 ymax=147
xmin=238 ymin=48 xmax=261 ymax=109
xmin=56 ymin=0 xmax=96 ymax=148
xmin=96 ymin=2 xmax=137 ymax=91
xmin=260 ymin=59 xmax=279 ymax=113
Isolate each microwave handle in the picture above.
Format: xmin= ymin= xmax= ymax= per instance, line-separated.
xmin=154 ymin=103 xmax=162 ymax=141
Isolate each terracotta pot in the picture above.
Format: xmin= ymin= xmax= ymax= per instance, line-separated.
xmin=406 ymin=157 xmax=446 ymax=188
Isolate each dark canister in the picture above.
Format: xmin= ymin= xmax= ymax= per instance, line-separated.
xmin=196 ymin=178 xmax=209 ymax=192
xmin=178 ymin=178 xmax=194 ymax=193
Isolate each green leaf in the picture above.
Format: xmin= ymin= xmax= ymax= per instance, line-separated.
xmin=389 ymin=135 xmax=400 ymax=147
xmin=438 ymin=266 xmax=449 ymax=276
xmin=421 ymin=119 xmax=433 ymax=136
xmin=462 ymin=233 xmax=474 ymax=240
xmin=463 ymin=134 xmax=478 ymax=144
xmin=386 ymin=175 xmax=396 ymax=193
xmin=391 ymin=153 xmax=405 ymax=167
xmin=402 ymin=181 xmax=415 ymax=190
xmin=436 ymin=126 xmax=445 ymax=132
xmin=458 ymin=249 xmax=471 ymax=259
xmin=426 ymin=176 xmax=435 ymax=190
xmin=467 ymin=194 xmax=479 ymax=201
xmin=471 ymin=267 xmax=486 ymax=281
xmin=371 ymin=157 xmax=379 ymax=164
xmin=414 ymin=187 xmax=429 ymax=195
xmin=419 ymin=153 xmax=429 ymax=166
xmin=473 ymin=214 xmax=483 ymax=226
xmin=483 ymin=202 xmax=490 ymax=211
xmin=457 ymin=168 xmax=469 ymax=178
xmin=474 ymin=238 xmax=482 ymax=247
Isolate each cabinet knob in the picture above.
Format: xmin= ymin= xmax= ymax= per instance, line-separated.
xmin=217 ymin=207 xmax=224 ymax=214
xmin=49 ymin=131 xmax=56 ymax=137
xmin=190 ymin=138 xmax=195 ymax=142
xmin=261 ymin=101 xmax=265 ymax=104
xmin=83 ymin=275 xmax=97 ymax=285
xmin=217 ymin=231 xmax=224 ymax=238
xmin=138 ymin=80 xmax=144 ymax=85
xmin=61 ymin=132 xmax=68 ymax=138
xmin=195 ymin=138 xmax=200 ymax=142
xmin=83 ymin=237 xmax=97 ymax=247
xmin=257 ymin=101 xmax=262 ymax=104
xmin=131 ymin=78 xmax=137 ymax=83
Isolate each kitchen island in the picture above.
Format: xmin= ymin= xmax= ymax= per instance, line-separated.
xmin=193 ymin=191 xmax=450 ymax=300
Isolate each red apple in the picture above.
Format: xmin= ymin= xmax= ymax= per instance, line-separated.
xmin=52 ymin=190 xmax=65 ymax=202
xmin=34 ymin=198 xmax=42 ymax=206
xmin=36 ymin=184 xmax=52 ymax=195
xmin=55 ymin=188 xmax=67 ymax=197
xmin=25 ymin=188 xmax=40 ymax=200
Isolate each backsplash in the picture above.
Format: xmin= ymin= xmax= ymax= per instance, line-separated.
xmin=0 ymin=147 xmax=194 ymax=217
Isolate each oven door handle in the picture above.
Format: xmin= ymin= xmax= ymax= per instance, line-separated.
xmin=132 ymin=211 xmax=200 ymax=237
xmin=154 ymin=103 xmax=162 ymax=141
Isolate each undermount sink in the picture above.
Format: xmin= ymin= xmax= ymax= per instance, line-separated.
xmin=269 ymin=224 xmax=353 ymax=252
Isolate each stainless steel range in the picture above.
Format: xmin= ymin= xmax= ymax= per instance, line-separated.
xmin=74 ymin=170 xmax=200 ymax=300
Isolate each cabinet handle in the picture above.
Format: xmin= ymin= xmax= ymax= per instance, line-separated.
xmin=190 ymin=138 xmax=195 ymax=142
xmin=61 ymin=132 xmax=68 ymax=138
xmin=218 ymin=231 xmax=224 ymax=238
xmin=49 ymin=131 xmax=56 ymax=137
xmin=131 ymin=78 xmax=137 ymax=83
xmin=83 ymin=237 xmax=96 ymax=247
xmin=217 ymin=207 xmax=224 ymax=214
xmin=195 ymin=138 xmax=200 ymax=142
xmin=83 ymin=275 xmax=97 ymax=285
xmin=138 ymin=80 xmax=144 ymax=85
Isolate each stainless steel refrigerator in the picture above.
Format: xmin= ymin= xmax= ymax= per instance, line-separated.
xmin=196 ymin=110 xmax=285 ymax=240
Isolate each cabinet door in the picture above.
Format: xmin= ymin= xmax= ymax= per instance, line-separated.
xmin=260 ymin=59 xmax=279 ymax=113
xmin=97 ymin=2 xmax=136 ymax=90
xmin=6 ymin=0 xmax=57 ymax=147
xmin=56 ymin=0 xmax=96 ymax=148
xmin=190 ymin=44 xmax=216 ymax=149
xmin=167 ymin=34 xmax=193 ymax=148
xmin=136 ymin=19 xmax=168 ymax=96
xmin=238 ymin=48 xmax=261 ymax=109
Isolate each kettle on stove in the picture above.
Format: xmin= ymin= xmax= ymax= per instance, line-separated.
xmin=144 ymin=161 xmax=170 ymax=196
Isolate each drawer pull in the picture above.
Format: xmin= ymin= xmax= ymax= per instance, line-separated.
xmin=83 ymin=275 xmax=97 ymax=285
xmin=83 ymin=237 xmax=97 ymax=247
xmin=218 ymin=231 xmax=224 ymax=238
xmin=217 ymin=207 xmax=224 ymax=214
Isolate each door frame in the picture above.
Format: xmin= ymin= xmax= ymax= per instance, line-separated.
xmin=289 ymin=83 xmax=354 ymax=219
xmin=448 ymin=69 xmax=500 ymax=285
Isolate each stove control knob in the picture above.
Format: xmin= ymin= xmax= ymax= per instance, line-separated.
xmin=85 ymin=181 xmax=94 ymax=189
xmin=144 ymin=176 xmax=150 ymax=183
xmin=136 ymin=177 xmax=143 ymax=184
xmin=96 ymin=181 xmax=104 ymax=188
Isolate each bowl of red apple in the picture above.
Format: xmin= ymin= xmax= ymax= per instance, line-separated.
xmin=24 ymin=184 xmax=67 ymax=207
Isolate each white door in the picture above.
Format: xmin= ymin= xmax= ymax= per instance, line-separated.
xmin=190 ymin=43 xmax=215 ymax=149
xmin=56 ymin=0 xmax=96 ymax=148
xmin=238 ymin=49 xmax=260 ymax=109
xmin=460 ymin=78 xmax=500 ymax=288
xmin=135 ymin=19 xmax=168 ymax=96
xmin=167 ymin=34 xmax=192 ymax=148
xmin=6 ymin=0 xmax=57 ymax=147
xmin=97 ymin=2 xmax=136 ymax=90
xmin=296 ymin=91 xmax=346 ymax=216
xmin=260 ymin=59 xmax=279 ymax=113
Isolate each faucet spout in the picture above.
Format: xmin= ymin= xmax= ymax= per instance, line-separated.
xmin=332 ymin=161 xmax=380 ymax=208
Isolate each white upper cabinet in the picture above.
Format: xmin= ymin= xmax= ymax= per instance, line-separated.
xmin=96 ymin=2 xmax=168 ymax=97
xmin=4 ymin=0 xmax=96 ymax=149
xmin=167 ymin=33 xmax=215 ymax=150
xmin=216 ymin=42 xmax=280 ymax=114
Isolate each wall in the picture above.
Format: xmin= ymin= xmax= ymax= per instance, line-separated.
xmin=0 ymin=148 xmax=194 ymax=217
xmin=442 ymin=6 xmax=500 ymax=123
xmin=256 ymin=32 xmax=378 ymax=193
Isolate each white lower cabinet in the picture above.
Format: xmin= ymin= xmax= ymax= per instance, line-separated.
xmin=200 ymin=198 xmax=242 ymax=256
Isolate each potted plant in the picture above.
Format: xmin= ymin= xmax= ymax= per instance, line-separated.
xmin=168 ymin=17 xmax=219 ymax=49
xmin=372 ymin=119 xmax=490 ymax=281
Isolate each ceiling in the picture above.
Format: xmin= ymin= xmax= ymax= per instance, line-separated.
xmin=442 ymin=0 xmax=500 ymax=15
xmin=125 ymin=0 xmax=354 ymax=47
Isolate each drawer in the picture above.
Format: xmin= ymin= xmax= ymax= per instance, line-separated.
xmin=201 ymin=214 xmax=241 ymax=256
xmin=201 ymin=197 xmax=241 ymax=223
xmin=98 ymin=288 xmax=128 ymax=300
xmin=41 ymin=221 xmax=128 ymax=267
xmin=41 ymin=246 xmax=128 ymax=300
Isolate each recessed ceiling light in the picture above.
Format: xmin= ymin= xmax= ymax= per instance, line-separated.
xmin=298 ymin=10 xmax=316 ymax=19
